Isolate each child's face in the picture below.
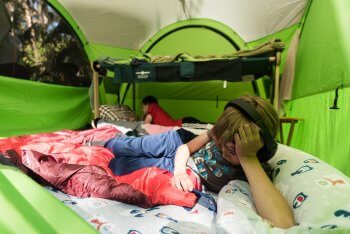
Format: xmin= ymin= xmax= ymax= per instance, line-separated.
xmin=142 ymin=104 xmax=149 ymax=114
xmin=222 ymin=141 xmax=241 ymax=165
xmin=212 ymin=135 xmax=240 ymax=165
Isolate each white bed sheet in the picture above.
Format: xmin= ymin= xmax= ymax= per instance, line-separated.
xmin=47 ymin=187 xmax=217 ymax=234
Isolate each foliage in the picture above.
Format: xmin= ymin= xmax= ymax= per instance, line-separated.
xmin=1 ymin=0 xmax=91 ymax=87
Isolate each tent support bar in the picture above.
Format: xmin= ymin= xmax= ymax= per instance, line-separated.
xmin=132 ymin=82 xmax=136 ymax=111
xmin=252 ymin=80 xmax=260 ymax=96
xmin=92 ymin=63 xmax=100 ymax=119
xmin=122 ymin=83 xmax=131 ymax=104
xmin=92 ymin=52 xmax=279 ymax=116
xmin=273 ymin=51 xmax=281 ymax=111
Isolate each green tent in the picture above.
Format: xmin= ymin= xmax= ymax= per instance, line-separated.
xmin=1 ymin=0 xmax=350 ymax=232
xmin=0 ymin=165 xmax=97 ymax=233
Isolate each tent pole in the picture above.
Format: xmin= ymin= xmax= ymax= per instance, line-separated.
xmin=132 ymin=82 xmax=136 ymax=111
xmin=273 ymin=51 xmax=281 ymax=111
xmin=92 ymin=62 xmax=100 ymax=119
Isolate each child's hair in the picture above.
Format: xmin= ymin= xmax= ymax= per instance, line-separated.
xmin=142 ymin=96 xmax=158 ymax=105
xmin=211 ymin=95 xmax=279 ymax=149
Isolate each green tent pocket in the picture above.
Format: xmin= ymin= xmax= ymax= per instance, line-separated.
xmin=180 ymin=62 xmax=195 ymax=80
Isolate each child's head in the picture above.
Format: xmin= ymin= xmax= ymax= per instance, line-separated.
xmin=211 ymin=95 xmax=279 ymax=162
xmin=141 ymin=96 xmax=158 ymax=114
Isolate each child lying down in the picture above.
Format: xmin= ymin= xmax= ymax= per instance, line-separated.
xmin=93 ymin=95 xmax=295 ymax=228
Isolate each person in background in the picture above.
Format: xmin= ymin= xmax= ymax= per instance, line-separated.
xmin=141 ymin=95 xmax=200 ymax=127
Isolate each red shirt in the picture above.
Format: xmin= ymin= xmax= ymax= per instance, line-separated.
xmin=148 ymin=103 xmax=182 ymax=127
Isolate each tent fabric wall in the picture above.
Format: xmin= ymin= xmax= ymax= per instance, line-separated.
xmin=286 ymin=0 xmax=350 ymax=176
xmin=0 ymin=165 xmax=96 ymax=233
xmin=284 ymin=87 xmax=350 ymax=176
xmin=0 ymin=76 xmax=91 ymax=137
xmin=140 ymin=19 xmax=246 ymax=53
xmin=292 ymin=0 xmax=350 ymax=99
xmin=56 ymin=0 xmax=308 ymax=49
xmin=49 ymin=0 xmax=308 ymax=66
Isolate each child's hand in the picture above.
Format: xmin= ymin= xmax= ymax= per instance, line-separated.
xmin=234 ymin=124 xmax=263 ymax=160
xmin=173 ymin=172 xmax=193 ymax=192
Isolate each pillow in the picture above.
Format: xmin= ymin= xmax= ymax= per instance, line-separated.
xmin=268 ymin=144 xmax=350 ymax=230
xmin=216 ymin=180 xmax=270 ymax=234
xmin=216 ymin=144 xmax=350 ymax=233
xmin=99 ymin=104 xmax=137 ymax=122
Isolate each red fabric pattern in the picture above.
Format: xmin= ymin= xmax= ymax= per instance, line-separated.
xmin=22 ymin=150 xmax=152 ymax=208
xmin=0 ymin=127 xmax=199 ymax=208
xmin=148 ymin=103 xmax=182 ymax=127
xmin=116 ymin=167 xmax=200 ymax=207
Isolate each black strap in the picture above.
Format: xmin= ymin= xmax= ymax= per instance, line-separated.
xmin=225 ymin=99 xmax=275 ymax=151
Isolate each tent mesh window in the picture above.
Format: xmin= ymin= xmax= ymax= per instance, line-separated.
xmin=0 ymin=0 xmax=91 ymax=87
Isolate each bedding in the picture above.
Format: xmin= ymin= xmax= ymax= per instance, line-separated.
xmin=47 ymin=187 xmax=217 ymax=234
xmin=94 ymin=120 xmax=147 ymax=135
xmin=1 ymin=127 xmax=349 ymax=233
xmin=93 ymin=119 xmax=211 ymax=136
xmin=0 ymin=127 xmax=200 ymax=207
xmin=46 ymin=142 xmax=350 ymax=233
